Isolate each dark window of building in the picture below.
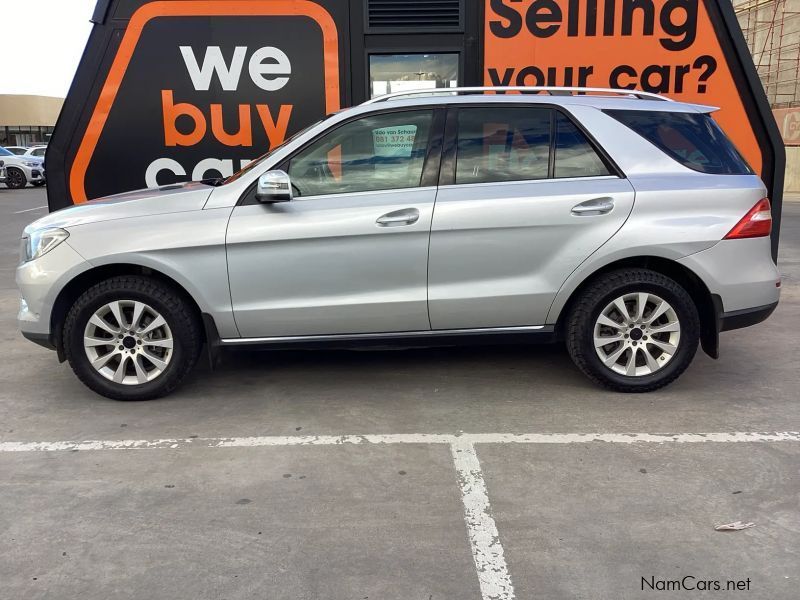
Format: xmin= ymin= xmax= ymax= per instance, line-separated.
xmin=604 ymin=109 xmax=753 ymax=175
xmin=288 ymin=110 xmax=433 ymax=196
xmin=455 ymin=107 xmax=551 ymax=185
xmin=554 ymin=113 xmax=611 ymax=178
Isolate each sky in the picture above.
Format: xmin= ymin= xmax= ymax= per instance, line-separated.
xmin=2 ymin=0 xmax=96 ymax=98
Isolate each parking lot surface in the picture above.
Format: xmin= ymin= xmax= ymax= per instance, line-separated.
xmin=1 ymin=187 xmax=799 ymax=599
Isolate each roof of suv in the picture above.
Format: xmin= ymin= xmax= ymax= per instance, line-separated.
xmin=357 ymin=87 xmax=716 ymax=114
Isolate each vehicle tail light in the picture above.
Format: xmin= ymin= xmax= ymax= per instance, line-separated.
xmin=724 ymin=198 xmax=772 ymax=239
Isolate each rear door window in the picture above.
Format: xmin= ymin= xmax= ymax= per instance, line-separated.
xmin=455 ymin=107 xmax=551 ymax=185
xmin=604 ymin=109 xmax=753 ymax=175
xmin=454 ymin=107 xmax=614 ymax=185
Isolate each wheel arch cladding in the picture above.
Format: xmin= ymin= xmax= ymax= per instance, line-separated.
xmin=556 ymin=256 xmax=720 ymax=359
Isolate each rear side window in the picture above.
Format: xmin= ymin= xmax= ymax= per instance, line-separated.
xmin=605 ymin=110 xmax=753 ymax=175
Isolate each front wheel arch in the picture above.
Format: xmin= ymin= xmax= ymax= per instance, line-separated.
xmin=555 ymin=256 xmax=719 ymax=358
xmin=5 ymin=167 xmax=27 ymax=188
xmin=51 ymin=263 xmax=206 ymax=361
xmin=63 ymin=275 xmax=203 ymax=400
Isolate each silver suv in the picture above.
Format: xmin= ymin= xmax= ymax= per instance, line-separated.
xmin=17 ymin=87 xmax=780 ymax=400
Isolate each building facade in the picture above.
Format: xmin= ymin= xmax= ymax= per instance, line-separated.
xmin=734 ymin=0 xmax=800 ymax=189
xmin=0 ymin=95 xmax=63 ymax=147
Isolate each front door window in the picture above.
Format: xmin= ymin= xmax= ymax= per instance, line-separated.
xmin=288 ymin=110 xmax=434 ymax=196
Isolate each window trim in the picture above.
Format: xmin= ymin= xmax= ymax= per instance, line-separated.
xmin=438 ymin=103 xmax=625 ymax=187
xmin=436 ymin=174 xmax=622 ymax=193
xmin=238 ymin=106 xmax=446 ymax=206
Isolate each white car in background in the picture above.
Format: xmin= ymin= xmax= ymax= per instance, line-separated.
xmin=25 ymin=146 xmax=48 ymax=158
xmin=0 ymin=147 xmax=46 ymax=188
xmin=4 ymin=146 xmax=29 ymax=155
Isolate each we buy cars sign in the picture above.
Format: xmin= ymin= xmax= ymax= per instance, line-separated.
xmin=68 ymin=1 xmax=340 ymax=204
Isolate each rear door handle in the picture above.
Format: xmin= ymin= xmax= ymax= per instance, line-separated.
xmin=571 ymin=197 xmax=615 ymax=215
xmin=376 ymin=208 xmax=420 ymax=227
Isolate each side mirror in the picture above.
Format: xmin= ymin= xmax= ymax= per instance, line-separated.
xmin=256 ymin=170 xmax=293 ymax=203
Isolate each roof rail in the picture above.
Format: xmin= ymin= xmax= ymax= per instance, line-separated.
xmin=362 ymin=86 xmax=673 ymax=104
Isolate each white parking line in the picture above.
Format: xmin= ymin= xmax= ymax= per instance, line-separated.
xmin=2 ymin=431 xmax=798 ymax=453
xmin=13 ymin=205 xmax=48 ymax=214
xmin=3 ymin=430 xmax=798 ymax=600
xmin=451 ymin=439 xmax=516 ymax=600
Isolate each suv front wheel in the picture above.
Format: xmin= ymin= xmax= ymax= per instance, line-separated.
xmin=566 ymin=269 xmax=700 ymax=392
xmin=63 ymin=276 xmax=202 ymax=400
xmin=5 ymin=167 xmax=27 ymax=189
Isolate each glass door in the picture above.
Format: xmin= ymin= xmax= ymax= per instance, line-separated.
xmin=369 ymin=53 xmax=459 ymax=99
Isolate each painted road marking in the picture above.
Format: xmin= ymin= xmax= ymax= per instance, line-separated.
xmin=2 ymin=431 xmax=799 ymax=453
xmin=13 ymin=205 xmax=48 ymax=214
xmin=451 ymin=438 xmax=515 ymax=600
xmin=3 ymin=430 xmax=799 ymax=600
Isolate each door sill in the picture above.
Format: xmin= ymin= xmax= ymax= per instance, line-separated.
xmin=220 ymin=325 xmax=556 ymax=350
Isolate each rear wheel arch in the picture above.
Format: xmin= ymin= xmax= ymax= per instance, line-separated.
xmin=51 ymin=264 xmax=206 ymax=360
xmin=555 ymin=256 xmax=719 ymax=358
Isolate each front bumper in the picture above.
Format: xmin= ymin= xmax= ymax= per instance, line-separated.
xmin=17 ymin=240 xmax=89 ymax=342
xmin=16 ymin=164 xmax=45 ymax=182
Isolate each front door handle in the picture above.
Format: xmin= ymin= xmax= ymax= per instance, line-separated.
xmin=376 ymin=208 xmax=420 ymax=227
xmin=571 ymin=197 xmax=614 ymax=216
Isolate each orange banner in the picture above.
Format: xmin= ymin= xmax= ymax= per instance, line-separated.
xmin=484 ymin=0 xmax=763 ymax=174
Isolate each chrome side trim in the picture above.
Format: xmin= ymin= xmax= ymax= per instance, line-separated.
xmin=220 ymin=325 xmax=549 ymax=345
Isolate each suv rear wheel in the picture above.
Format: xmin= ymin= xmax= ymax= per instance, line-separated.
xmin=63 ymin=276 xmax=202 ymax=400
xmin=566 ymin=269 xmax=700 ymax=392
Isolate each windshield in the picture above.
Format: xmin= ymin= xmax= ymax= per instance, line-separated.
xmin=221 ymin=117 xmax=326 ymax=185
xmin=0 ymin=147 xmax=13 ymax=157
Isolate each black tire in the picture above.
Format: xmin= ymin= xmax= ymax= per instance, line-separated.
xmin=566 ymin=269 xmax=700 ymax=393
xmin=63 ymin=276 xmax=202 ymax=400
xmin=5 ymin=167 xmax=27 ymax=189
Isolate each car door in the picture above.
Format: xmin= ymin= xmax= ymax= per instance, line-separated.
xmin=428 ymin=105 xmax=636 ymax=329
xmin=226 ymin=108 xmax=444 ymax=338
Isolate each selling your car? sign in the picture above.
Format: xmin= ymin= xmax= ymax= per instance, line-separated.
xmin=484 ymin=0 xmax=777 ymax=183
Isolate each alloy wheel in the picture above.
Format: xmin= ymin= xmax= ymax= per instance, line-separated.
xmin=83 ymin=300 xmax=174 ymax=385
xmin=593 ymin=292 xmax=681 ymax=376
xmin=7 ymin=169 xmax=25 ymax=188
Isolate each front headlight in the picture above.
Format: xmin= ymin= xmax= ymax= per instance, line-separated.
xmin=23 ymin=161 xmax=41 ymax=168
xmin=20 ymin=228 xmax=69 ymax=263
